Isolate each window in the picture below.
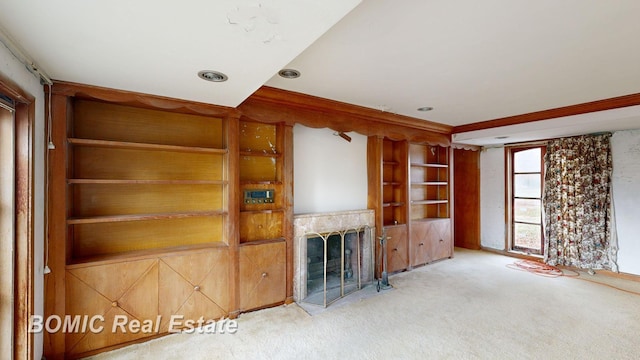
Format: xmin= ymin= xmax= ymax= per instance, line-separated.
xmin=508 ymin=146 xmax=545 ymax=255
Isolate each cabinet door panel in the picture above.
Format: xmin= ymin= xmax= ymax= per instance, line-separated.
xmin=383 ymin=225 xmax=408 ymax=273
xmin=410 ymin=221 xmax=430 ymax=266
xmin=65 ymin=259 xmax=158 ymax=356
xmin=239 ymin=242 xmax=286 ymax=310
xmin=158 ymin=249 xmax=230 ymax=332
xmin=427 ymin=219 xmax=452 ymax=261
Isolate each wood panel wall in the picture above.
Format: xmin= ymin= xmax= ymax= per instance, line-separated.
xmin=453 ymin=148 xmax=481 ymax=249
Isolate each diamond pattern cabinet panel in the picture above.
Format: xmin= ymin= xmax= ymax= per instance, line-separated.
xmin=158 ymin=249 xmax=230 ymax=332
xmin=65 ymin=259 xmax=158 ymax=356
xmin=383 ymin=225 xmax=409 ymax=273
xmin=426 ymin=218 xmax=453 ymax=262
xmin=410 ymin=221 xmax=431 ymax=266
xmin=239 ymin=242 xmax=286 ymax=311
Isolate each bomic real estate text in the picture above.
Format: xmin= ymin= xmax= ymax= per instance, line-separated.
xmin=29 ymin=314 xmax=238 ymax=334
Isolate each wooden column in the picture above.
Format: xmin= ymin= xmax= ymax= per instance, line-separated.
xmin=43 ymin=93 xmax=70 ymax=359
xmin=282 ymin=124 xmax=294 ymax=303
xmin=226 ymin=112 xmax=241 ymax=318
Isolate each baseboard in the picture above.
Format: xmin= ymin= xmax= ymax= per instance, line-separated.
xmin=481 ymin=247 xmax=640 ymax=282
xmin=480 ymin=246 xmax=542 ymax=262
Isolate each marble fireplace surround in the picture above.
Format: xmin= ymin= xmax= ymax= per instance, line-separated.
xmin=293 ymin=209 xmax=375 ymax=303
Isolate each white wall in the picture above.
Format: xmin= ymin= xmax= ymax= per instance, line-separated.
xmin=611 ymin=130 xmax=640 ymax=275
xmin=479 ymin=147 xmax=506 ymax=250
xmin=0 ymin=42 xmax=45 ymax=359
xmin=479 ymin=130 xmax=640 ymax=275
xmin=293 ymin=124 xmax=367 ymax=214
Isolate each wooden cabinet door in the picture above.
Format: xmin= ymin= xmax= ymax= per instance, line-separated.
xmin=65 ymin=259 xmax=159 ymax=356
xmin=382 ymin=225 xmax=409 ymax=273
xmin=239 ymin=241 xmax=286 ymax=311
xmin=427 ymin=219 xmax=453 ymax=261
xmin=410 ymin=221 xmax=430 ymax=266
xmin=158 ymin=249 xmax=230 ymax=333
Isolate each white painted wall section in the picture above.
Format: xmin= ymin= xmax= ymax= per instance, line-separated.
xmin=480 ymin=147 xmax=506 ymax=250
xmin=611 ymin=129 xmax=640 ymax=275
xmin=293 ymin=124 xmax=367 ymax=214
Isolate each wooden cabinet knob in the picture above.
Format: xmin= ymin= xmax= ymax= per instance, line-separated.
xmin=262 ymin=272 xmax=268 ymax=278
xmin=393 ymin=248 xmax=398 ymax=252
xmin=419 ymin=242 xmax=424 ymax=246
xmin=194 ymin=285 xmax=200 ymax=292
xmin=439 ymin=239 xmax=444 ymax=242
xmin=111 ymin=301 xmax=118 ymax=308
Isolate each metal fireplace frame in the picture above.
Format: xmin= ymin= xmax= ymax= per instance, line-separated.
xmin=302 ymin=226 xmax=372 ymax=307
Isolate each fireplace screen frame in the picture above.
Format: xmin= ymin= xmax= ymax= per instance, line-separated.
xmin=302 ymin=226 xmax=372 ymax=307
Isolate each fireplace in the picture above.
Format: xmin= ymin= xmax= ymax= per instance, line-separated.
xmin=293 ymin=210 xmax=375 ymax=307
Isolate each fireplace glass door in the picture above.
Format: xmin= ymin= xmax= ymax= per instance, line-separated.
xmin=304 ymin=230 xmax=362 ymax=307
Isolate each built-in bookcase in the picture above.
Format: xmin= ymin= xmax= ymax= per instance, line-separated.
xmin=382 ymin=139 xmax=408 ymax=226
xmin=409 ymin=144 xmax=449 ymax=219
xmin=237 ymin=119 xmax=288 ymax=311
xmin=238 ymin=120 xmax=285 ymax=243
xmin=68 ymin=100 xmax=229 ymax=261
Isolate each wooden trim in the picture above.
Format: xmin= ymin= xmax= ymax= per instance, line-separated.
xmin=67 ymin=138 xmax=228 ymax=154
xmin=453 ymin=92 xmax=640 ymax=134
xmin=366 ymin=136 xmax=383 ymax=276
xmin=282 ymin=124 xmax=294 ymax=301
xmin=14 ymin=100 xmax=35 ymax=360
xmin=65 ymin=242 xmax=229 ymax=269
xmin=226 ymin=113 xmax=241 ymax=319
xmin=43 ymin=93 xmax=69 ymax=360
xmin=452 ymin=143 xmax=480 ymax=151
xmin=50 ymin=80 xmax=239 ymax=119
xmin=0 ymin=73 xmax=36 ymax=360
xmin=503 ymin=147 xmax=510 ymax=252
xmin=239 ymin=86 xmax=452 ymax=146
xmin=0 ymin=71 xmax=35 ymax=104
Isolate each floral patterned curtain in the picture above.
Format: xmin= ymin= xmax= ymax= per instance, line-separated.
xmin=543 ymin=134 xmax=617 ymax=271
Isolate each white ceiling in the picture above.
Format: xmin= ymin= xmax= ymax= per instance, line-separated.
xmin=2 ymin=0 xmax=640 ymax=145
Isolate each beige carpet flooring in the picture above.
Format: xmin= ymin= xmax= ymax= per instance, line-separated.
xmin=87 ymin=249 xmax=640 ymax=359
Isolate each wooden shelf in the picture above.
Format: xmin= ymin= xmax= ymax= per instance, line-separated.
xmin=240 ymin=181 xmax=283 ymax=185
xmin=410 ymin=163 xmax=448 ymax=168
xmin=411 ymin=200 xmax=448 ymax=205
xmin=411 ymin=182 xmax=448 ymax=186
xmin=240 ymin=150 xmax=281 ymax=158
xmin=67 ymin=210 xmax=226 ymax=225
xmin=68 ymin=138 xmax=227 ymax=154
xmin=383 ymin=161 xmax=399 ymax=166
xmin=240 ymin=209 xmax=284 ymax=215
xmin=66 ymin=242 xmax=229 ymax=268
xmin=383 ymin=182 xmax=402 ymax=186
xmin=383 ymin=202 xmax=405 ymax=207
xmin=239 ymin=237 xmax=285 ymax=246
xmin=68 ymin=179 xmax=226 ymax=185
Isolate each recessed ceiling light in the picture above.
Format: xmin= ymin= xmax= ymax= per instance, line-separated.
xmin=278 ymin=69 xmax=301 ymax=79
xmin=417 ymin=106 xmax=434 ymax=112
xmin=198 ymin=70 xmax=228 ymax=82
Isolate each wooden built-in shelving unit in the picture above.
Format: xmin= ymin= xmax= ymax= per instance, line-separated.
xmin=369 ymin=138 xmax=453 ymax=275
xmin=45 ymin=82 xmax=452 ymax=360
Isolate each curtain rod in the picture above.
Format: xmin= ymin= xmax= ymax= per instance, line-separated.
xmin=0 ymin=26 xmax=53 ymax=85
